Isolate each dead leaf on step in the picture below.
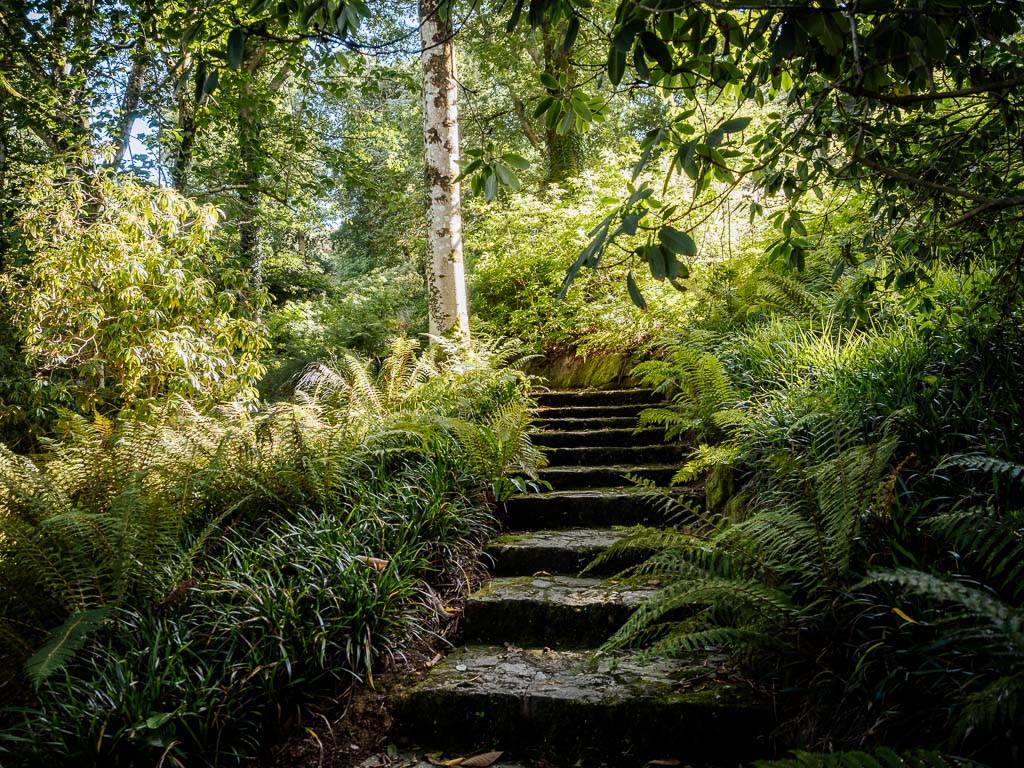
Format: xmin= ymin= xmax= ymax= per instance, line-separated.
xmin=646 ymin=760 xmax=682 ymax=766
xmin=425 ymin=757 xmax=460 ymax=766
xmin=354 ymin=555 xmax=390 ymax=571
xmin=461 ymin=752 xmax=504 ymax=767
xmin=425 ymin=751 xmax=503 ymax=767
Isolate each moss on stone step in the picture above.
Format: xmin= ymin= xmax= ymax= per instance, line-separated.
xmin=392 ymin=645 xmax=775 ymax=764
xmin=462 ymin=575 xmax=654 ymax=647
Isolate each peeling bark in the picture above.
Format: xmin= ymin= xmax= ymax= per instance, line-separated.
xmin=419 ymin=0 xmax=470 ymax=339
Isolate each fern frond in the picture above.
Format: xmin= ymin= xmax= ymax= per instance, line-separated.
xmin=672 ymin=443 xmax=740 ymax=485
xmin=605 ymin=575 xmax=795 ymax=652
xmin=755 ymin=748 xmax=971 ymax=768
xmin=938 ymin=453 xmax=1024 ymax=487
xmin=646 ymin=626 xmax=777 ymax=657
xmin=24 ymin=606 xmax=112 ymax=685
xmin=583 ymin=526 xmax=693 ymax=575
xmin=955 ymin=671 xmax=1024 ymax=742
xmin=925 ymin=507 xmax=1024 ymax=600
xmin=861 ymin=568 xmax=1024 ymax=650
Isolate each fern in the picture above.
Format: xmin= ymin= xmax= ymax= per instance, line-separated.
xmin=672 ymin=443 xmax=741 ymax=485
xmin=632 ymin=343 xmax=739 ymax=441
xmin=24 ymin=606 xmax=112 ymax=686
xmin=955 ymin=671 xmax=1024 ymax=743
xmin=859 ymin=568 xmax=1023 ymax=649
xmin=938 ymin=453 xmax=1024 ymax=487
xmin=755 ymin=748 xmax=973 ymax=768
xmin=925 ymin=507 xmax=1024 ymax=600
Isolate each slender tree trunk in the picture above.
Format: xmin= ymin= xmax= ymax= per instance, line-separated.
xmin=237 ymin=100 xmax=262 ymax=292
xmin=0 ymin=103 xmax=8 ymax=272
xmin=542 ymin=24 xmax=584 ymax=184
xmin=420 ymin=0 xmax=470 ymax=339
xmin=108 ymin=40 xmax=148 ymax=168
xmin=170 ymin=55 xmax=198 ymax=192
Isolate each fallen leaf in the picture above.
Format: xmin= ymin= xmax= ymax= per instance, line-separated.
xmin=647 ymin=760 xmax=681 ymax=766
xmin=461 ymin=751 xmax=504 ymax=767
xmin=354 ymin=555 xmax=390 ymax=571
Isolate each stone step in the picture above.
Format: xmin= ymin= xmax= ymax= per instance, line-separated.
xmin=393 ymin=645 xmax=775 ymax=764
xmin=502 ymin=488 xmax=701 ymax=530
xmin=533 ymin=389 xmax=657 ymax=407
xmin=484 ymin=527 xmax=648 ymax=577
xmin=533 ymin=403 xmax=655 ymax=420
xmin=532 ymin=428 xmax=665 ymax=448
xmin=533 ymin=415 xmax=639 ymax=431
xmin=539 ymin=464 xmax=678 ymax=490
xmin=461 ymin=575 xmax=653 ymax=647
xmin=544 ymin=444 xmax=686 ymax=467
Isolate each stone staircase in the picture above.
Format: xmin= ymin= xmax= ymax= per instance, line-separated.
xmin=392 ymin=388 xmax=774 ymax=766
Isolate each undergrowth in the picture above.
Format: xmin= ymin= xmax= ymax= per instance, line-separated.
xmin=0 ymin=337 xmax=541 ymax=767
xmin=609 ymin=253 xmax=1024 ymax=763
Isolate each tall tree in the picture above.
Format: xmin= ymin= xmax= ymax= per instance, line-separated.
xmin=419 ymin=0 xmax=471 ymax=337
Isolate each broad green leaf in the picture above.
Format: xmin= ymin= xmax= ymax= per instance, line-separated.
xmin=572 ymin=99 xmax=593 ymax=122
xmin=659 ymin=226 xmax=696 ymax=255
xmin=608 ymin=46 xmax=627 ymax=86
xmin=557 ymin=108 xmax=574 ymax=135
xmin=627 ymin=271 xmax=647 ymax=309
xmin=640 ymin=31 xmax=673 ymax=72
xmin=456 ymin=158 xmax=483 ymax=180
xmin=646 ymin=244 xmax=667 ymax=280
xmin=540 ymin=72 xmax=560 ymax=91
xmin=484 ymin=172 xmax=499 ymax=201
xmin=227 ymin=28 xmax=245 ymax=70
xmin=563 ymin=15 xmax=580 ymax=51
xmin=506 ymin=0 xmax=524 ymax=33
xmin=494 ymin=163 xmax=520 ymax=191
xmin=533 ymin=96 xmax=555 ymax=118
xmin=502 ymin=152 xmax=530 ymax=170
xmin=719 ymin=116 xmax=751 ymax=133
xmin=202 ymin=69 xmax=219 ymax=95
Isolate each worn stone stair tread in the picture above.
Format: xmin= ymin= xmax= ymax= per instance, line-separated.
xmin=533 ymin=415 xmax=638 ymax=429
xmin=539 ymin=463 xmax=679 ymax=490
xmin=532 ymin=403 xmax=655 ymax=420
xmin=501 ymin=486 xmax=702 ymax=530
xmin=462 ymin=575 xmax=655 ymax=646
xmin=484 ymin=527 xmax=634 ymax=576
xmin=530 ymin=427 xmax=665 ymax=448
xmin=533 ymin=388 xmax=657 ymax=407
xmin=543 ymin=444 xmax=686 ymax=467
xmin=394 ymin=645 xmax=773 ymax=762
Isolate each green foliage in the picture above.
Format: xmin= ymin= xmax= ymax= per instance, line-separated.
xmin=1 ymin=169 xmax=266 ymax=427
xmin=0 ymin=338 xmax=540 ymax=766
xmin=756 ymin=749 xmax=976 ymax=768
xmin=465 ymin=175 xmax=687 ymax=357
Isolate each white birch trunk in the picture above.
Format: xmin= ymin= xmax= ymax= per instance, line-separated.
xmin=419 ymin=0 xmax=471 ymax=339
